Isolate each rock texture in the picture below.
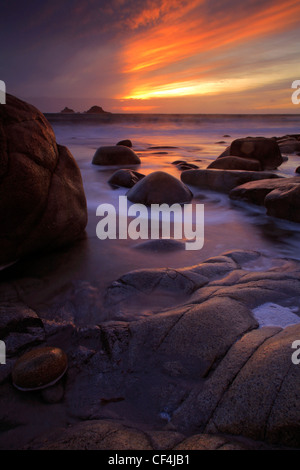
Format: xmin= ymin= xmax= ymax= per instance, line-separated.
xmin=126 ymin=171 xmax=193 ymax=204
xmin=92 ymin=146 xmax=141 ymax=166
xmin=12 ymin=346 xmax=68 ymax=391
xmin=60 ymin=107 xmax=74 ymax=114
xmin=0 ymin=94 xmax=87 ymax=266
xmin=181 ymin=169 xmax=281 ymax=193
xmin=1 ymin=250 xmax=300 ymax=450
xmin=230 ymin=177 xmax=300 ymax=223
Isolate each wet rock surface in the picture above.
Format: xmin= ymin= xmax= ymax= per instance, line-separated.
xmin=1 ymin=250 xmax=300 ymax=450
xmin=12 ymin=346 xmax=68 ymax=391
xmin=208 ymin=155 xmax=262 ymax=171
xmin=181 ymin=168 xmax=281 ymax=193
xmin=0 ymin=94 xmax=88 ymax=267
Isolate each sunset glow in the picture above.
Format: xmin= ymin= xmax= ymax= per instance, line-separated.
xmin=1 ymin=0 xmax=300 ymax=113
xmin=118 ymin=0 xmax=300 ymax=110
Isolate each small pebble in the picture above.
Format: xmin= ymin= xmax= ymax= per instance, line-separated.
xmin=12 ymin=346 xmax=68 ymax=391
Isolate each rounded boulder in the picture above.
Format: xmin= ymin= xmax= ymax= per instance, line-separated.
xmin=92 ymin=146 xmax=140 ymax=166
xmin=126 ymin=171 xmax=193 ymax=205
xmin=0 ymin=94 xmax=87 ymax=267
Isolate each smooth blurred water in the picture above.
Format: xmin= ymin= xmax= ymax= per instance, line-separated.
xmin=43 ymin=113 xmax=300 ymax=292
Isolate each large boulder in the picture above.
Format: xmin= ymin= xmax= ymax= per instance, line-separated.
xmin=229 ymin=177 xmax=300 ymax=206
xmin=181 ymin=169 xmax=281 ymax=193
xmin=228 ymin=137 xmax=283 ymax=170
xmin=229 ymin=177 xmax=300 ymax=223
xmin=276 ymin=135 xmax=300 ymax=154
xmin=265 ymin=184 xmax=300 ymax=223
xmin=92 ymin=146 xmax=141 ymax=166
xmin=0 ymin=94 xmax=87 ymax=267
xmin=126 ymin=171 xmax=193 ymax=205
xmin=1 ymin=250 xmax=300 ymax=450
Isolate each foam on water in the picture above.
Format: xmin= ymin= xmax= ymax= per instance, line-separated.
xmin=252 ymin=302 xmax=300 ymax=328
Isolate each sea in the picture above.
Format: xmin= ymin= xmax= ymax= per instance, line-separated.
xmin=25 ymin=111 xmax=299 ymax=322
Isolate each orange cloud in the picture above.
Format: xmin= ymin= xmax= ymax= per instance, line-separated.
xmin=117 ymin=105 xmax=158 ymax=111
xmin=119 ymin=0 xmax=300 ymax=101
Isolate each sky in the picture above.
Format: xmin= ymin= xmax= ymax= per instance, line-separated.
xmin=0 ymin=0 xmax=300 ymax=113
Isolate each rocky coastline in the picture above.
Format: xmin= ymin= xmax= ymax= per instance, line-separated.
xmin=0 ymin=95 xmax=300 ymax=450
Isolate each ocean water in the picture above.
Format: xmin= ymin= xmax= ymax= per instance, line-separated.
xmin=28 ymin=112 xmax=300 ymax=320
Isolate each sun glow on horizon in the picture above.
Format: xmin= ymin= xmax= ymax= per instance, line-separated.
xmin=121 ymin=74 xmax=290 ymax=101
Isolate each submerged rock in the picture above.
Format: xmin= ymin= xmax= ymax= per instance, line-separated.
xmin=92 ymin=146 xmax=141 ymax=166
xmin=108 ymin=169 xmax=145 ymax=188
xmin=12 ymin=346 xmax=68 ymax=391
xmin=230 ymin=177 xmax=300 ymax=205
xmin=0 ymin=94 xmax=87 ymax=266
xmin=265 ymin=184 xmax=300 ymax=223
xmin=175 ymin=162 xmax=199 ymax=171
xmin=133 ymin=238 xmax=185 ymax=252
xmin=126 ymin=171 xmax=193 ymax=205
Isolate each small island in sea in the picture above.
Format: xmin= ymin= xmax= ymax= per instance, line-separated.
xmin=84 ymin=105 xmax=111 ymax=114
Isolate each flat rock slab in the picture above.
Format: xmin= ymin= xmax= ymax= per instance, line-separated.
xmin=181 ymin=169 xmax=281 ymax=193
xmin=92 ymin=146 xmax=141 ymax=166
